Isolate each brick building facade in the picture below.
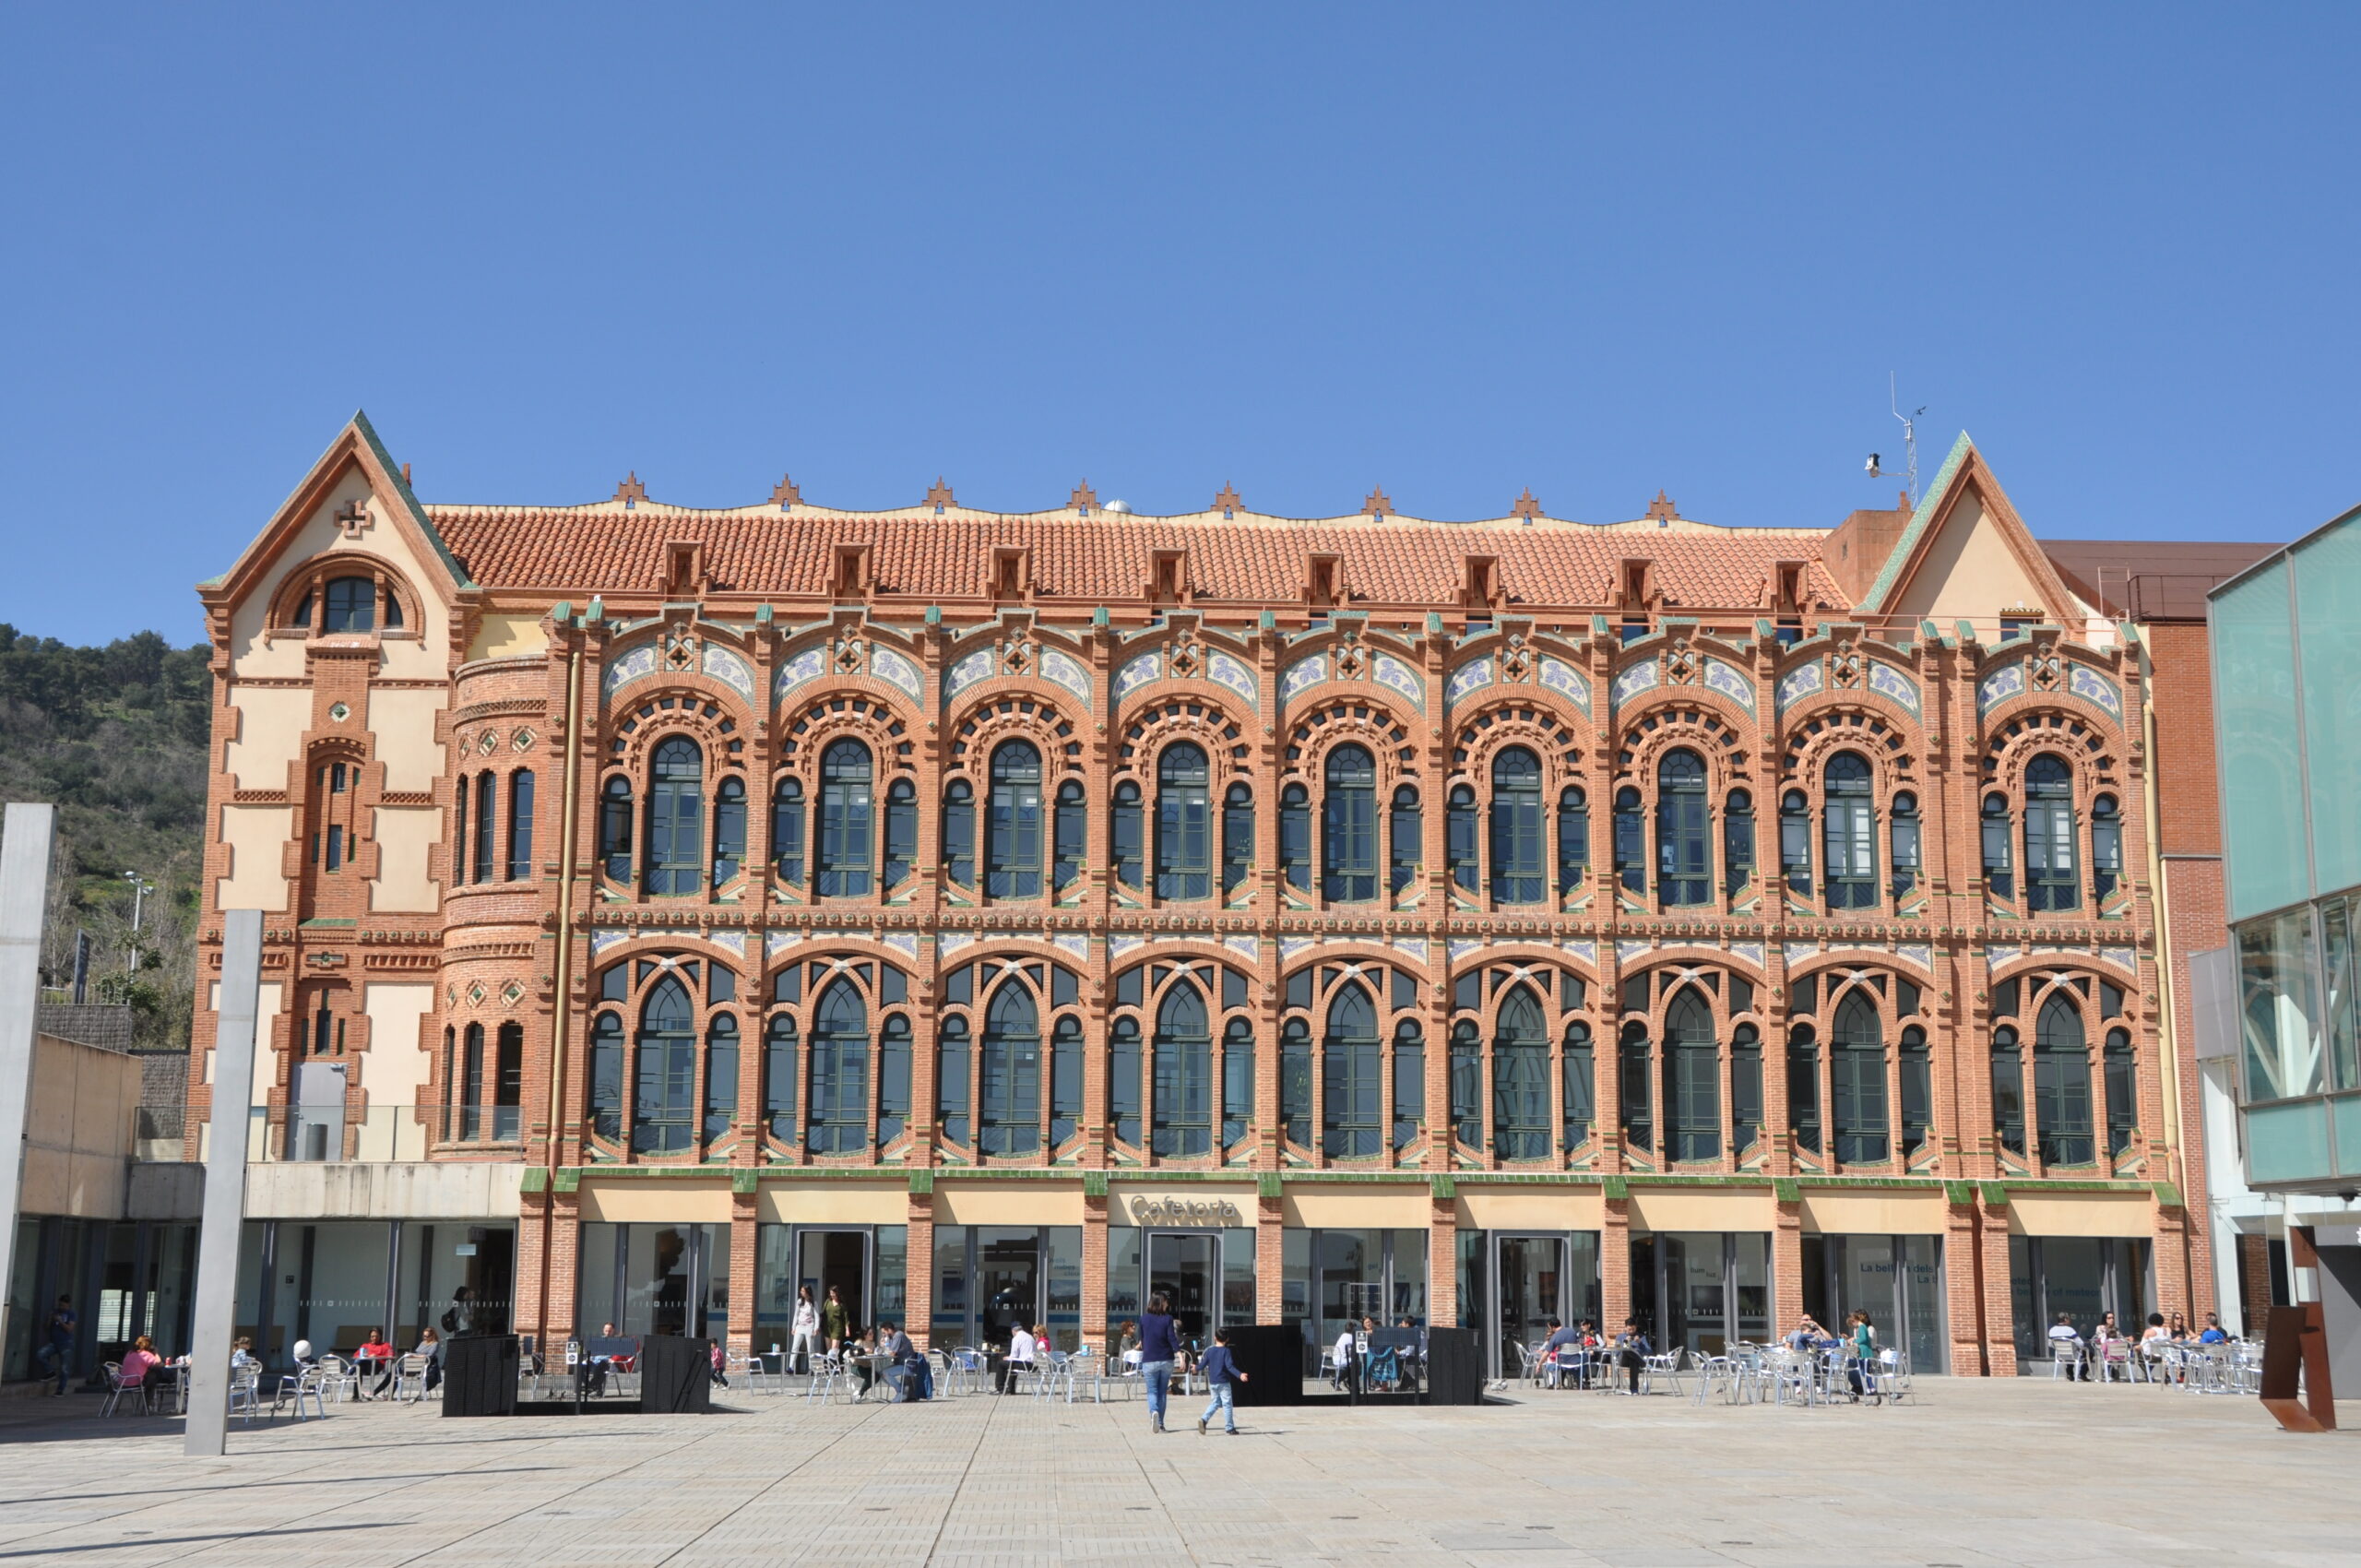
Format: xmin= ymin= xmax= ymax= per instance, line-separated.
xmin=188 ymin=416 xmax=2233 ymax=1374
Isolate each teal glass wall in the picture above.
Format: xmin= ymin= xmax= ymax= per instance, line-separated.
xmin=2213 ymin=561 xmax=2307 ymax=921
xmin=2297 ymin=519 xmax=2361 ymax=897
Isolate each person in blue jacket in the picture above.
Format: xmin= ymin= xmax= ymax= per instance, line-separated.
xmin=1195 ymin=1326 xmax=1250 ymax=1435
xmin=1137 ymin=1293 xmax=1180 ymax=1431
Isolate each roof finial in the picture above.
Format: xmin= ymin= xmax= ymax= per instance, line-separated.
xmin=1070 ymin=481 xmax=1097 ymax=515
xmin=770 ymin=473 xmax=801 ymax=509
xmin=1363 ymin=486 xmax=1392 ymax=521
xmin=1511 ymin=488 xmax=1541 ymax=523
xmin=1213 ymin=483 xmax=1242 ymax=518
xmin=1644 ymin=489 xmax=1678 ymax=526
xmin=614 ymin=471 xmax=648 ymax=507
xmin=924 ymin=477 xmax=955 ymax=514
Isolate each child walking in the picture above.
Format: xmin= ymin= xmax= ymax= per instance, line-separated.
xmin=1195 ymin=1326 xmax=1249 ymax=1436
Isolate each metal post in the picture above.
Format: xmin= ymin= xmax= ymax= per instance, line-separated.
xmin=0 ymin=804 xmax=58 ymax=1367
xmin=186 ymin=909 xmax=262 ymax=1455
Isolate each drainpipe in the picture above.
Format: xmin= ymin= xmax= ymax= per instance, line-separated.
xmin=2138 ymin=631 xmax=2189 ymax=1202
xmin=537 ymin=631 xmax=585 ymax=1341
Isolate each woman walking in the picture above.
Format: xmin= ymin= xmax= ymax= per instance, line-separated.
xmin=1138 ymin=1292 xmax=1180 ymax=1432
xmin=790 ymin=1286 xmax=822 ymax=1374
xmin=821 ymin=1285 xmax=851 ymax=1353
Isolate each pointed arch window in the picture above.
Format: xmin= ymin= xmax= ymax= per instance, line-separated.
xmin=1655 ymin=748 xmax=1710 ymax=906
xmin=712 ymin=777 xmax=746 ymax=886
xmin=644 ymin=739 xmax=704 ymax=897
xmin=1890 ymin=790 xmax=1921 ymax=900
xmin=1830 ymin=989 xmax=1889 ymax=1163
xmin=1788 ymin=1024 xmax=1821 ymax=1153
xmin=1447 ymin=785 xmax=1480 ymax=892
xmin=1390 ymin=785 xmax=1421 ymax=896
xmin=1981 ymin=790 xmax=2014 ymax=898
xmin=704 ymin=1013 xmax=739 ymax=1143
xmin=816 ymin=740 xmax=874 ymax=897
xmin=771 ymin=778 xmax=805 ymax=884
xmin=982 ymin=981 xmax=1042 ymax=1155
xmin=1155 ymin=980 xmax=1214 ymax=1156
xmin=1822 ymin=752 xmax=1877 ymax=909
xmin=942 ymin=779 xmax=977 ymax=888
xmin=1054 ymin=780 xmax=1087 ymax=892
xmin=882 ymin=778 xmax=917 ymax=890
xmin=1492 ymin=984 xmax=1550 ymax=1158
xmin=1323 ymin=744 xmax=1379 ymax=902
xmin=1561 ymin=1020 xmax=1595 ymax=1149
xmin=765 ymin=1014 xmax=798 ymax=1141
xmin=1991 ymin=1024 xmax=2025 ymax=1154
xmin=1489 ymin=747 xmax=1545 ymax=905
xmin=1614 ymin=787 xmax=1645 ymax=893
xmin=1224 ymin=783 xmax=1256 ymax=894
xmin=633 ymin=975 xmax=696 ymax=1153
xmin=1557 ymin=786 xmax=1589 ymax=896
xmin=589 ymin=1012 xmax=624 ymax=1140
xmin=1278 ymin=784 xmax=1311 ymax=891
xmin=1223 ymin=1016 xmax=1256 ymax=1146
xmin=1320 ymin=983 xmax=1381 ymax=1158
xmin=2092 ymin=793 xmax=2123 ymax=902
xmin=1392 ymin=1018 xmax=1423 ymax=1149
xmin=2034 ymin=992 xmax=2093 ymax=1163
xmin=2025 ymin=754 xmax=2079 ymax=911
xmin=1662 ymin=985 xmax=1720 ymax=1161
xmin=1157 ymin=743 xmax=1213 ymax=900
xmin=1723 ymin=788 xmax=1754 ymax=897
xmin=986 ymin=741 xmax=1043 ymax=898
xmin=808 ymin=980 xmax=870 ymax=1154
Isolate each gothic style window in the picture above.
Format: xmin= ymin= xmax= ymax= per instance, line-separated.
xmin=704 ymin=1014 xmax=739 ymax=1143
xmin=1321 ymin=983 xmax=1382 ymax=1158
xmin=2105 ymin=1026 xmax=2136 ymax=1157
xmin=1822 ymin=751 xmax=1877 ymax=910
xmin=1662 ymin=985 xmax=1720 ymax=1161
xmin=1109 ymin=1016 xmax=1143 ymax=1145
xmin=1830 ymin=989 xmax=1889 ymax=1163
xmin=712 ymin=777 xmax=746 ymax=886
xmin=882 ymin=779 xmax=917 ymax=890
xmin=1557 ymin=787 xmax=1589 ymax=896
xmin=1447 ymin=785 xmax=1480 ymax=892
xmin=645 ymin=739 xmax=705 ymax=897
xmin=1279 ymin=784 xmax=1311 ymax=891
xmin=1981 ymin=791 xmax=2014 ymax=898
xmin=2092 ymin=793 xmax=2123 ymax=901
xmin=1155 ymin=980 xmax=1214 ymax=1156
xmin=772 ymin=778 xmax=805 ymax=884
xmin=508 ymin=770 xmax=535 ymax=882
xmin=1992 ymin=1024 xmax=2026 ymax=1155
xmin=1614 ymin=787 xmax=1645 ymax=894
xmin=1900 ymin=1023 xmax=1931 ymax=1152
xmin=1112 ymin=781 xmax=1144 ymax=889
xmin=1722 ymin=788 xmax=1754 ymax=897
xmin=808 ymin=978 xmax=870 ymax=1154
xmin=1451 ymin=1020 xmax=1483 ymax=1148
xmin=1393 ymin=1018 xmax=1424 ymax=1150
xmin=2024 ymin=754 xmax=2080 ymax=911
xmin=1489 ymin=747 xmax=1545 ymax=905
xmin=1619 ymin=1021 xmax=1653 ymax=1152
xmin=1655 ymin=748 xmax=1710 ymax=907
xmin=2034 ymin=992 xmax=2093 ymax=1163
xmin=1280 ymin=1016 xmax=1312 ymax=1146
xmin=1788 ymin=1024 xmax=1821 ymax=1153
xmin=982 ymin=981 xmax=1042 ymax=1155
xmin=1224 ymin=783 xmax=1256 ymax=894
xmin=1561 ymin=1021 xmax=1594 ymax=1149
xmin=942 ymin=779 xmax=977 ymax=887
xmin=765 ymin=1014 xmax=797 ymax=1140
xmin=1157 ymin=743 xmax=1213 ymax=901
xmin=1323 ymin=744 xmax=1379 ymax=902
xmin=816 ymin=740 xmax=874 ymax=897
xmin=322 ymin=576 xmax=376 ymax=634
xmin=878 ymin=1013 xmax=912 ymax=1144
xmin=1780 ymin=790 xmax=1812 ymax=895
xmin=1054 ymin=780 xmax=1087 ymax=893
xmin=1491 ymin=984 xmax=1549 ymax=1158
xmin=937 ymin=1014 xmax=969 ymax=1146
xmin=471 ymin=768 xmax=496 ymax=885
xmin=1390 ymin=786 xmax=1421 ymax=896
xmin=1731 ymin=1022 xmax=1762 ymax=1150
xmin=986 ymin=742 xmax=1043 ymax=898
xmin=1223 ymin=1017 xmax=1255 ymax=1146
xmin=1890 ymin=790 xmax=1921 ymax=900
xmin=633 ymin=975 xmax=696 ymax=1154
xmin=1050 ymin=1015 xmax=1083 ymax=1145
xmin=589 ymin=1011 xmax=623 ymax=1139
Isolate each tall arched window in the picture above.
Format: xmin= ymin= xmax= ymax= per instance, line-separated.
xmin=808 ymin=980 xmax=869 ymax=1153
xmin=1830 ymin=989 xmax=1888 ymax=1163
xmin=1489 ymin=748 xmax=1544 ymax=905
xmin=1392 ymin=1018 xmax=1423 ymax=1150
xmin=459 ymin=1022 xmax=486 ymax=1140
xmin=1278 ymin=784 xmax=1311 ymax=890
xmin=942 ymin=778 xmax=976 ymax=887
xmin=1899 ymin=1024 xmax=1931 ymax=1152
xmin=1112 ymin=781 xmax=1144 ymax=888
xmin=1153 ymin=980 xmax=1213 ymax=1155
xmin=1780 ymin=789 xmax=1812 ymax=894
xmin=472 ymin=768 xmax=497 ymax=884
xmin=816 ymin=740 xmax=873 ymax=897
xmin=1981 ymin=790 xmax=2014 ymax=898
xmin=1451 ymin=1019 xmax=1484 ymax=1147
xmin=981 ymin=981 xmax=1041 ymax=1155
xmin=2035 ymin=992 xmax=2093 ymax=1163
xmin=1655 ymin=748 xmax=1709 ymax=906
xmin=1390 ymin=786 xmax=1421 ymax=896
xmin=882 ymin=778 xmax=916 ymax=889
xmin=1731 ymin=1022 xmax=1762 ymax=1150
xmin=1890 ymin=790 xmax=1921 ymax=900
xmin=1280 ymin=1016 xmax=1312 ymax=1145
xmin=1822 ymin=752 xmax=1877 ymax=909
xmin=937 ymin=1014 xmax=969 ymax=1146
xmin=1619 ymin=1020 xmax=1653 ymax=1151
xmin=633 ymin=976 xmax=696 ymax=1153
xmin=1109 ymin=1016 xmax=1143 ymax=1145
xmin=1447 ymin=785 xmax=1480 ymax=892
xmin=1491 ymin=984 xmax=1550 ymax=1158
xmin=1614 ymin=787 xmax=1645 ymax=893
xmin=1224 ymin=783 xmax=1256 ymax=894
xmin=453 ymin=775 xmax=469 ymax=886
xmin=1722 ymin=788 xmax=1753 ymax=897
xmin=772 ymin=778 xmax=805 ymax=884
xmin=1557 ymin=787 xmax=1589 ymax=896
xmin=2105 ymin=1025 xmax=2136 ymax=1156
xmin=1323 ymin=744 xmax=1378 ymax=902
xmin=1157 ymin=743 xmax=1213 ymax=900
xmin=1321 ymin=983 xmax=1381 ymax=1157
xmin=2025 ymin=754 xmax=2078 ymax=909
xmin=878 ymin=1012 xmax=912 ymax=1144
xmin=1053 ymin=780 xmax=1087 ymax=892
xmin=1991 ymin=1024 xmax=2025 ymax=1154
xmin=1662 ymin=985 xmax=1720 ymax=1161
xmin=705 ymin=1013 xmax=739 ymax=1143
xmin=508 ymin=770 xmax=536 ymax=882
xmin=1050 ymin=1015 xmax=1083 ymax=1145
xmin=645 ymin=739 xmax=705 ymax=897
xmin=1788 ymin=1024 xmax=1821 ymax=1153
xmin=712 ymin=777 xmax=746 ymax=886
xmin=1224 ymin=1016 xmax=1256 ymax=1147
xmin=986 ymin=741 xmax=1043 ymax=898
xmin=589 ymin=1011 xmax=623 ymax=1139
xmin=1561 ymin=1020 xmax=1594 ymax=1150
xmin=765 ymin=1014 xmax=798 ymax=1141
xmin=2092 ymin=793 xmax=2123 ymax=901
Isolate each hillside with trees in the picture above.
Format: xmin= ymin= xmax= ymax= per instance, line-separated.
xmin=0 ymin=624 xmax=210 ymax=1050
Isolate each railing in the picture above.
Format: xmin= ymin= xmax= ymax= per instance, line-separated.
xmin=244 ymin=1102 xmax=522 ymax=1163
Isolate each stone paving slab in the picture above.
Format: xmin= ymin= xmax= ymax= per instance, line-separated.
xmin=0 ymin=1379 xmax=2352 ymax=1565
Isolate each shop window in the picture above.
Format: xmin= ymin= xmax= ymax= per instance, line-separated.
xmin=816 ymin=740 xmax=874 ymax=897
xmin=1822 ymin=751 xmax=1878 ymax=910
xmin=1157 ymin=743 xmax=1214 ymax=901
xmin=1322 ymin=744 xmax=1378 ymax=902
xmin=986 ymin=741 xmax=1043 ymax=898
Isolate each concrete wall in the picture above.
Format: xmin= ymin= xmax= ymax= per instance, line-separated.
xmin=241 ymin=1158 xmax=525 ymax=1220
xmin=21 ymin=1032 xmax=139 ymax=1218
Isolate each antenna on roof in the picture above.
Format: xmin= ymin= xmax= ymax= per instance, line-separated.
xmin=1890 ymin=373 xmax=1926 ymax=509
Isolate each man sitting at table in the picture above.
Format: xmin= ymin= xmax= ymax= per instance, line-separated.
xmin=1538 ymin=1317 xmax=1583 ymax=1388
xmin=878 ymin=1321 xmax=932 ymax=1401
xmin=1612 ymin=1317 xmax=1652 ymax=1393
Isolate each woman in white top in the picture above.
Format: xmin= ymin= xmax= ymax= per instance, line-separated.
xmin=1333 ymin=1326 xmax=1358 ymax=1388
xmin=789 ymin=1286 xmax=821 ymax=1374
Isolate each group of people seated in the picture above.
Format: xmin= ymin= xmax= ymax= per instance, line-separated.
xmin=1329 ymin=1315 xmax=1423 ymax=1391
xmin=2047 ymin=1309 xmax=2229 ymax=1380
xmin=1536 ymin=1316 xmax=1654 ymax=1392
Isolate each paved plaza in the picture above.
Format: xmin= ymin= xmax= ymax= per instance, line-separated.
xmin=0 ymin=1378 xmax=2353 ymax=1567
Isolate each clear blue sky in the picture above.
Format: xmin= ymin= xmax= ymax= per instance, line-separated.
xmin=6 ymin=5 xmax=2355 ymax=646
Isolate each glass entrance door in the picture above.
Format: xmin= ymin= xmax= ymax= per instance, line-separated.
xmin=1634 ymin=1232 xmax=1770 ymax=1358
xmin=1493 ymin=1234 xmax=1564 ymax=1379
xmin=797 ymin=1229 xmax=871 ymax=1335
xmin=975 ymin=1228 xmax=1040 ymax=1347
xmin=1147 ymin=1232 xmax=1218 ymax=1345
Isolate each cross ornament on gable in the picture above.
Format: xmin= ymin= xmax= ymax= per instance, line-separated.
xmin=335 ymin=500 xmax=371 ymax=539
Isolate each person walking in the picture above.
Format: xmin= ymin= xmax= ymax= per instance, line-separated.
xmin=1195 ymin=1327 xmax=1250 ymax=1435
xmin=820 ymin=1285 xmax=851 ymax=1352
xmin=790 ymin=1286 xmax=822 ymax=1374
xmin=34 ymin=1295 xmax=76 ymax=1395
xmin=1138 ymin=1292 xmax=1180 ymax=1432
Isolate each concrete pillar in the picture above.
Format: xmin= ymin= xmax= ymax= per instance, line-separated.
xmin=0 ymin=804 xmax=56 ymax=1355
xmin=187 ymin=909 xmax=263 ymax=1456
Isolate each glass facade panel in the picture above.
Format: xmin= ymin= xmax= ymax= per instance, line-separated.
xmin=2214 ymin=559 xmax=2308 ymax=921
xmin=2241 ymin=908 xmax=2324 ymax=1102
xmin=2246 ymin=1100 xmax=2333 ymax=1184
xmin=2296 ymin=519 xmax=2361 ymax=897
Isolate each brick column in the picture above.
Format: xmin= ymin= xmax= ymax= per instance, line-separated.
xmin=1601 ymin=1190 xmax=1631 ymax=1331
xmin=906 ymin=1185 xmax=935 ymax=1351
xmin=1978 ymin=1194 xmax=2018 ymax=1376
xmin=1256 ymin=1185 xmax=1286 ymax=1323
xmin=516 ymin=1180 xmax=553 ymax=1348
xmin=1082 ymin=1184 xmax=1109 ymax=1348
xmin=2151 ymin=1195 xmax=2192 ymax=1324
xmin=1772 ymin=1188 xmax=1804 ymax=1333
xmin=1945 ymin=1189 xmax=1986 ymax=1375
xmin=1428 ymin=1180 xmax=1457 ymax=1327
xmin=730 ymin=1183 xmax=759 ymax=1355
xmin=544 ymin=1187 xmax=581 ymax=1348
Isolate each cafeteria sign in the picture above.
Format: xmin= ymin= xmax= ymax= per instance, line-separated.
xmin=1129 ymin=1196 xmax=1243 ymax=1228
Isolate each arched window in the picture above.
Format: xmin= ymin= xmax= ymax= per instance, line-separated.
xmin=1109 ymin=1016 xmax=1143 ymax=1145
xmin=1614 ymin=786 xmax=1645 ymax=893
xmin=453 ymin=775 xmax=469 ymax=886
xmin=472 ymin=768 xmax=496 ymax=885
xmin=1280 ymin=1016 xmax=1312 ymax=1145
xmin=1489 ymin=747 xmax=1544 ymax=905
xmin=937 ymin=1014 xmax=969 ymax=1146
xmin=1655 ymin=748 xmax=1709 ymax=906
xmin=1822 ymin=752 xmax=1877 ymax=909
xmin=1157 ymin=743 xmax=1213 ymax=900
xmin=705 ymin=1013 xmax=739 ymax=1143
xmin=1619 ymin=1020 xmax=1653 ymax=1151
xmin=879 ymin=1013 xmax=911 ymax=1144
xmin=1224 ymin=783 xmax=1256 ymax=894
xmin=633 ymin=976 xmax=696 ymax=1154
xmin=1050 ymin=1015 xmax=1084 ymax=1145
xmin=322 ymin=576 xmax=377 ymax=634
xmin=1561 ymin=1020 xmax=1594 ymax=1149
xmin=1663 ymin=985 xmax=1720 ymax=1161
xmin=808 ymin=980 xmax=869 ymax=1154
xmin=2092 ymin=793 xmax=2123 ymax=901
xmin=492 ymin=1021 xmax=523 ymax=1139
xmin=764 ymin=1014 xmax=798 ymax=1141
xmin=1321 ymin=982 xmax=1381 ymax=1157
xmin=816 ymin=740 xmax=873 ymax=897
xmin=982 ymin=982 xmax=1041 ymax=1155
xmin=771 ymin=778 xmax=805 ymax=884
xmin=1390 ymin=786 xmax=1421 ymax=896
xmin=1446 ymin=785 xmax=1480 ymax=892
xmin=986 ymin=741 xmax=1043 ymax=898
xmin=1991 ymin=1024 xmax=2025 ymax=1154
xmin=1787 ymin=1024 xmax=1821 ymax=1153
xmin=2035 ymin=992 xmax=2093 ymax=1163
xmin=1890 ymin=790 xmax=1921 ymax=900
xmin=1731 ymin=1022 xmax=1762 ymax=1150
xmin=882 ymin=778 xmax=917 ymax=890
xmin=2105 ymin=1025 xmax=2136 ymax=1156
xmin=1224 ymin=1016 xmax=1256 ymax=1147
xmin=2024 ymin=754 xmax=2079 ymax=911
xmin=1451 ymin=1019 xmax=1484 ymax=1147
xmin=1111 ymin=781 xmax=1144 ymax=889
xmin=1831 ymin=990 xmax=1888 ymax=1163
xmin=1780 ymin=789 xmax=1812 ymax=894
xmin=1053 ymin=780 xmax=1087 ymax=892
xmin=1981 ymin=790 xmax=2014 ymax=898
xmin=589 ymin=1012 xmax=623 ymax=1139
xmin=1153 ymin=980 xmax=1213 ymax=1156
xmin=941 ymin=778 xmax=977 ymax=887
xmin=645 ymin=739 xmax=704 ymax=897
xmin=1900 ymin=1024 xmax=1930 ymax=1152
xmin=1492 ymin=984 xmax=1550 ymax=1158
xmin=1722 ymin=788 xmax=1754 ymax=897
xmin=712 ymin=777 xmax=746 ymax=886
xmin=1323 ymin=744 xmax=1379 ymax=902
xmin=508 ymin=770 xmax=535 ymax=882
xmin=1557 ymin=786 xmax=1589 ymax=896
xmin=1392 ymin=1018 xmax=1423 ymax=1150
xmin=460 ymin=1022 xmax=486 ymax=1140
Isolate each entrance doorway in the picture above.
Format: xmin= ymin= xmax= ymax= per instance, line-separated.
xmin=1461 ymin=1230 xmax=1601 ymax=1380
xmin=1630 ymin=1232 xmax=1770 ymax=1358
xmin=1147 ymin=1232 xmax=1218 ymax=1342
xmin=799 ymin=1229 xmax=870 ymax=1332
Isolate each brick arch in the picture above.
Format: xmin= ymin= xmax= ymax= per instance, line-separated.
xmin=600 ymin=689 xmax=748 ymax=782
xmin=1780 ymin=707 xmax=1917 ymax=790
xmin=777 ymin=690 xmax=918 ymax=785
xmin=1979 ymin=707 xmax=2120 ymax=793
xmin=944 ymin=691 xmax=1086 ymax=783
xmin=1282 ymin=695 xmax=1418 ymax=791
xmin=1612 ymin=705 xmax=1750 ymax=790
xmin=1116 ymin=695 xmax=1252 ymax=784
xmin=265 ymin=550 xmax=426 ymax=635
xmin=1448 ymin=694 xmax=1588 ymax=796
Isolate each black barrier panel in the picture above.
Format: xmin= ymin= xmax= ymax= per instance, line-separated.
xmin=441 ymin=1335 xmax=519 ymax=1419
xmin=636 ymin=1335 xmax=713 ymax=1414
xmin=1225 ymin=1324 xmax=1305 ymax=1407
xmin=1424 ymin=1327 xmax=1484 ymax=1406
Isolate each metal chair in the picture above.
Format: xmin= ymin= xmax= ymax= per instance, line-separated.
xmin=273 ymin=1365 xmax=328 ymax=1420
xmin=227 ymin=1365 xmax=264 ymax=1424
xmin=101 ymin=1362 xmax=148 ymax=1417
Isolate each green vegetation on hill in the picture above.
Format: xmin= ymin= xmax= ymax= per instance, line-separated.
xmin=0 ymin=624 xmax=211 ymax=1050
